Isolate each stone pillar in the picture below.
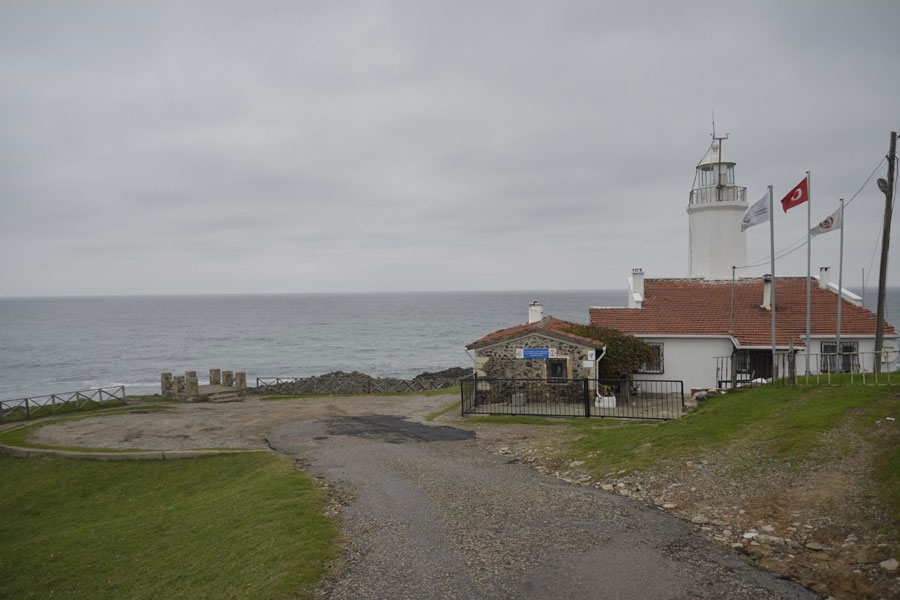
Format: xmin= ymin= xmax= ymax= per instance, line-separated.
xmin=234 ymin=371 xmax=246 ymax=391
xmin=161 ymin=372 xmax=174 ymax=398
xmin=186 ymin=373 xmax=199 ymax=398
xmin=173 ymin=375 xmax=186 ymax=399
xmin=222 ymin=370 xmax=234 ymax=387
xmin=209 ymin=368 xmax=221 ymax=385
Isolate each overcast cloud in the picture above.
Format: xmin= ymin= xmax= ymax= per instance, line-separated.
xmin=1 ymin=0 xmax=899 ymax=296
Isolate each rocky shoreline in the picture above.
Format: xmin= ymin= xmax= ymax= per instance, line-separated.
xmin=252 ymin=367 xmax=470 ymax=396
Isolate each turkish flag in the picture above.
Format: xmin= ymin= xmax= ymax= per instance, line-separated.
xmin=780 ymin=177 xmax=809 ymax=212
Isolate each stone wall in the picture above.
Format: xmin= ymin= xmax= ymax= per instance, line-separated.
xmin=474 ymin=333 xmax=597 ymax=384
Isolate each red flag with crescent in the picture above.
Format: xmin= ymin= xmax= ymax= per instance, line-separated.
xmin=780 ymin=177 xmax=809 ymax=212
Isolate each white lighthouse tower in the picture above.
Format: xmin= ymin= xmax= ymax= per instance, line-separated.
xmin=687 ymin=135 xmax=748 ymax=279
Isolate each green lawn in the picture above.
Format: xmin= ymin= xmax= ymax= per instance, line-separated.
xmin=0 ymin=453 xmax=339 ymax=600
xmin=541 ymin=383 xmax=900 ymax=518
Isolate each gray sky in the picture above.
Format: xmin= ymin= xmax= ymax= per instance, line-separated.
xmin=1 ymin=0 xmax=899 ymax=296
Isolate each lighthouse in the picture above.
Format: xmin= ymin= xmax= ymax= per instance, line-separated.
xmin=687 ymin=135 xmax=749 ymax=279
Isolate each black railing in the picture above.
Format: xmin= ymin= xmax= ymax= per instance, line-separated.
xmin=594 ymin=378 xmax=684 ymax=420
xmin=716 ymin=352 xmax=797 ymax=388
xmin=460 ymin=376 xmax=683 ymax=420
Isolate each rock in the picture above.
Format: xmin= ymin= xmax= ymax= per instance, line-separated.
xmin=662 ymin=503 xmax=677 ymax=510
xmin=743 ymin=532 xmax=758 ymax=539
xmin=760 ymin=525 xmax=775 ymax=533
xmin=805 ymin=542 xmax=827 ymax=551
xmin=756 ymin=534 xmax=785 ymax=545
xmin=600 ymin=484 xmax=614 ymax=491
xmin=569 ymin=460 xmax=584 ymax=467
xmin=616 ymin=482 xmax=626 ymax=488
xmin=691 ymin=515 xmax=709 ymax=524
xmin=616 ymin=488 xmax=631 ymax=497
xmin=879 ymin=558 xmax=899 ymax=571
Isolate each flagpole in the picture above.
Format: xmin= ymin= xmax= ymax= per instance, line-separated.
xmin=805 ymin=171 xmax=811 ymax=379
xmin=769 ymin=184 xmax=776 ymax=382
xmin=836 ymin=197 xmax=844 ymax=370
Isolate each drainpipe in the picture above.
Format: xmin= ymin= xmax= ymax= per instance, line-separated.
xmin=595 ymin=345 xmax=607 ymax=396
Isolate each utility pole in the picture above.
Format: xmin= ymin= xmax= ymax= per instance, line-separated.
xmin=875 ymin=131 xmax=897 ymax=375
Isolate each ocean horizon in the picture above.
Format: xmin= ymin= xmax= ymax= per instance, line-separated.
xmin=2 ymin=286 xmax=898 ymax=401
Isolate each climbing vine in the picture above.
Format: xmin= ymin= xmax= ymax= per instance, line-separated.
xmin=562 ymin=324 xmax=656 ymax=377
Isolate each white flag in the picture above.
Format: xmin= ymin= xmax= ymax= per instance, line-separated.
xmin=741 ymin=193 xmax=770 ymax=231
xmin=810 ymin=208 xmax=842 ymax=237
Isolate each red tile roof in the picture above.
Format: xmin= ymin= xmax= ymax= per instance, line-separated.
xmin=589 ymin=277 xmax=895 ymax=348
xmin=467 ymin=316 xmax=605 ymax=350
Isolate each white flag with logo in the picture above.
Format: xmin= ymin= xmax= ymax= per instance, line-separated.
xmin=810 ymin=208 xmax=842 ymax=237
xmin=741 ymin=193 xmax=769 ymax=231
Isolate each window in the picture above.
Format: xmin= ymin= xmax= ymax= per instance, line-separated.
xmin=547 ymin=358 xmax=568 ymax=382
xmin=820 ymin=341 xmax=859 ymax=373
xmin=637 ymin=343 xmax=664 ymax=374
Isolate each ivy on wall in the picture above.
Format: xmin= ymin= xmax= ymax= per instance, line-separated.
xmin=562 ymin=324 xmax=656 ymax=377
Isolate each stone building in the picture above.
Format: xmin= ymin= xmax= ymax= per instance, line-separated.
xmin=467 ymin=303 xmax=606 ymax=388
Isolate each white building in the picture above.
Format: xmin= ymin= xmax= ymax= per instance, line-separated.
xmin=589 ymin=137 xmax=898 ymax=391
xmin=687 ymin=137 xmax=748 ymax=280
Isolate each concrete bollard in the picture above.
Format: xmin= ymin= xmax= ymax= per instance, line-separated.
xmin=185 ymin=370 xmax=196 ymax=382
xmin=209 ymin=368 xmax=221 ymax=385
xmin=173 ymin=375 xmax=186 ymax=399
xmin=235 ymin=372 xmax=246 ymax=390
xmin=186 ymin=374 xmax=199 ymax=398
xmin=222 ymin=370 xmax=234 ymax=387
xmin=161 ymin=372 xmax=174 ymax=398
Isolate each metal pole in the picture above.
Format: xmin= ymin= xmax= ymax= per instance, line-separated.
xmin=806 ymin=171 xmax=812 ymax=376
xmin=837 ymin=198 xmax=844 ymax=372
xmin=875 ymin=131 xmax=896 ymax=375
xmin=769 ymin=185 xmax=777 ymax=382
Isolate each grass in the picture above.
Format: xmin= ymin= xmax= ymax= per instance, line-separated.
xmin=424 ymin=400 xmax=461 ymax=421
xmin=1 ymin=398 xmax=127 ymax=423
xmin=561 ymin=384 xmax=895 ymax=474
xmin=0 ymin=406 xmax=173 ymax=452
xmin=0 ymin=453 xmax=339 ymax=600
xmin=260 ymin=385 xmax=459 ymax=402
xmin=463 ymin=415 xmax=628 ymax=427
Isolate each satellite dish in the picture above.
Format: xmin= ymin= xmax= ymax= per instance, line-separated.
xmin=878 ymin=178 xmax=889 ymax=193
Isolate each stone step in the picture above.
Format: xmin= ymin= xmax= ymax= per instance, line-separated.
xmin=207 ymin=391 xmax=241 ymax=403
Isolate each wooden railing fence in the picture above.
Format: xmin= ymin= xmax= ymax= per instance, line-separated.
xmin=0 ymin=386 xmax=126 ymax=422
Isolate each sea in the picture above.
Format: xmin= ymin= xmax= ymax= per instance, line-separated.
xmin=2 ymin=287 xmax=898 ymax=401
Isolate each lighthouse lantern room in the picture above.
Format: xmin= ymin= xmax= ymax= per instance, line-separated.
xmin=687 ymin=135 xmax=749 ymax=280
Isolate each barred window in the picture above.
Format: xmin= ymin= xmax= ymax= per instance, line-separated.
xmin=637 ymin=343 xmax=664 ymax=374
xmin=820 ymin=341 xmax=859 ymax=373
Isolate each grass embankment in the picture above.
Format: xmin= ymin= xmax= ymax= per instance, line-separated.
xmin=0 ymin=453 xmax=339 ymax=600
xmin=535 ymin=382 xmax=900 ymax=518
xmin=260 ymin=385 xmax=459 ymax=402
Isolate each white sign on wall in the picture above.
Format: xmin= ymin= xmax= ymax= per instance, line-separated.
xmin=587 ymin=350 xmax=596 ymax=361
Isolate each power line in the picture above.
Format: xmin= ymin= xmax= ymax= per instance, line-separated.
xmin=736 ymin=155 xmax=892 ymax=271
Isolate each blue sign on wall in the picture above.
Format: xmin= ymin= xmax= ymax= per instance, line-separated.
xmin=516 ymin=348 xmax=557 ymax=359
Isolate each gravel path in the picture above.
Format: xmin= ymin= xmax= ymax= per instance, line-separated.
xmin=268 ymin=416 xmax=818 ymax=600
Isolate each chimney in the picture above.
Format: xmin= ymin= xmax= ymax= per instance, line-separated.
xmin=628 ymin=268 xmax=645 ymax=308
xmin=818 ymin=267 xmax=830 ymax=290
xmin=761 ymin=274 xmax=772 ymax=310
xmin=528 ymin=301 xmax=544 ymax=324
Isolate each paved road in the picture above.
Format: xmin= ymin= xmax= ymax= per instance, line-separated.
xmin=268 ymin=416 xmax=817 ymax=600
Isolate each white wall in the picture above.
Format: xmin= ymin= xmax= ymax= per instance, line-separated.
xmin=630 ymin=336 xmax=735 ymax=392
xmin=688 ymin=203 xmax=747 ymax=280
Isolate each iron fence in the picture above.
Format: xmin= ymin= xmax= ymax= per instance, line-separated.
xmin=715 ymin=350 xmax=900 ymax=388
xmin=0 ymin=385 xmax=126 ymax=422
xmin=460 ymin=376 xmax=683 ymax=420
xmin=594 ymin=378 xmax=684 ymax=420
